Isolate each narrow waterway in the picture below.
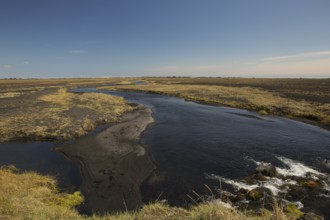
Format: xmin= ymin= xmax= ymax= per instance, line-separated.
xmin=1 ymin=87 xmax=330 ymax=217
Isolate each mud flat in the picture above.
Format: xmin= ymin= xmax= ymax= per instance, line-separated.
xmin=58 ymin=105 xmax=155 ymax=213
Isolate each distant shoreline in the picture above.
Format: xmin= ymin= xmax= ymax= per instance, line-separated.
xmin=99 ymin=77 xmax=330 ymax=131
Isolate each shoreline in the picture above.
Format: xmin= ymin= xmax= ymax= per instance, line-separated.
xmin=57 ymin=105 xmax=155 ymax=214
xmin=109 ymin=88 xmax=330 ymax=132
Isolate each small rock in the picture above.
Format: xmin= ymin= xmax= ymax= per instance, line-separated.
xmin=243 ymin=176 xmax=257 ymax=185
xmin=286 ymin=185 xmax=309 ymax=200
xmin=254 ymin=172 xmax=268 ymax=181
xmin=232 ymin=193 xmax=246 ymax=202
xmin=247 ymin=190 xmax=260 ymax=201
xmin=220 ymin=191 xmax=235 ymax=202
xmin=238 ymin=188 xmax=248 ymax=194
xmin=255 ymin=163 xmax=277 ymax=177
xmin=246 ymin=187 xmax=273 ymax=201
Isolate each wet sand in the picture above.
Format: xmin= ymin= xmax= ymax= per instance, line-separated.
xmin=58 ymin=105 xmax=155 ymax=213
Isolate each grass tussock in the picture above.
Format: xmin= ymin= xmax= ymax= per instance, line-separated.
xmin=0 ymin=166 xmax=83 ymax=220
xmin=103 ymin=83 xmax=330 ymax=127
xmin=0 ymin=88 xmax=134 ymax=142
xmin=0 ymin=167 xmax=297 ymax=220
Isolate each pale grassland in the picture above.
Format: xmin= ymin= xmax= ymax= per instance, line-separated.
xmin=0 ymin=167 xmax=295 ymax=220
xmin=0 ymin=78 xmax=133 ymax=93
xmin=0 ymin=166 xmax=83 ymax=220
xmin=0 ymin=88 xmax=134 ymax=142
xmin=115 ymin=80 xmax=133 ymax=85
xmin=0 ymin=92 xmax=21 ymax=98
xmin=101 ymin=83 xmax=330 ymax=126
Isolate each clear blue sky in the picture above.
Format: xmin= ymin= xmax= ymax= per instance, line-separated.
xmin=1 ymin=0 xmax=330 ymax=78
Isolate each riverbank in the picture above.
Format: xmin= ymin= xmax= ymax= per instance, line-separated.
xmin=58 ymin=105 xmax=155 ymax=213
xmin=99 ymin=79 xmax=330 ymax=130
xmin=0 ymin=86 xmax=134 ymax=142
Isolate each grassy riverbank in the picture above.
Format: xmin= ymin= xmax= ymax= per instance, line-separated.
xmin=0 ymin=166 xmax=295 ymax=220
xmin=0 ymin=85 xmax=134 ymax=142
xmin=100 ymin=77 xmax=330 ymax=129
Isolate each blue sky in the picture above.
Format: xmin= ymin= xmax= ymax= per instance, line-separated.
xmin=1 ymin=0 xmax=330 ymax=78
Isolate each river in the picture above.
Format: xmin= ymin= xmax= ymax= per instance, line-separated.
xmin=1 ymin=87 xmax=330 ymax=217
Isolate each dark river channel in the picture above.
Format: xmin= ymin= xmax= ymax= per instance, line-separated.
xmin=1 ymin=87 xmax=330 ymax=217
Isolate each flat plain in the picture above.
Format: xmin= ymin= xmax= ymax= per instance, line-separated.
xmin=1 ymin=77 xmax=329 ymax=220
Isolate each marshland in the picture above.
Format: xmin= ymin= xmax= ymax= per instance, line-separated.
xmin=1 ymin=77 xmax=330 ymax=220
xmin=2 ymin=1 xmax=330 ymax=219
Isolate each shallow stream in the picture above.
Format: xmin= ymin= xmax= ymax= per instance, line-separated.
xmin=1 ymin=87 xmax=330 ymax=217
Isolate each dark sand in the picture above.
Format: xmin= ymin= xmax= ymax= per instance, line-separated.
xmin=58 ymin=105 xmax=155 ymax=213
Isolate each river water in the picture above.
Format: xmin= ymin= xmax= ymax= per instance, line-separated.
xmin=0 ymin=141 xmax=82 ymax=191
xmin=1 ymin=88 xmax=330 ymax=216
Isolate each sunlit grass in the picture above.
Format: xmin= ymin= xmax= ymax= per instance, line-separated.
xmin=0 ymin=88 xmax=134 ymax=142
xmin=0 ymin=166 xmax=83 ymax=220
xmin=0 ymin=92 xmax=22 ymax=98
xmin=0 ymin=78 xmax=133 ymax=92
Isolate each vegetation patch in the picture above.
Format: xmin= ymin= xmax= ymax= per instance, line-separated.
xmin=0 ymin=87 xmax=134 ymax=142
xmin=0 ymin=166 xmax=83 ymax=220
xmin=284 ymin=204 xmax=304 ymax=219
xmin=0 ymin=92 xmax=22 ymax=98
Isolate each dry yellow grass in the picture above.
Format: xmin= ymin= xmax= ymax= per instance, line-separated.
xmin=0 ymin=87 xmax=134 ymax=142
xmin=0 ymin=78 xmax=133 ymax=93
xmin=0 ymin=166 xmax=83 ymax=220
xmin=102 ymin=83 xmax=330 ymax=127
xmin=0 ymin=92 xmax=22 ymax=99
xmin=1 ymin=166 xmax=295 ymax=220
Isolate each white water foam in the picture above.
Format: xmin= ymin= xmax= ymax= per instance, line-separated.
xmin=293 ymin=201 xmax=304 ymax=209
xmin=282 ymin=199 xmax=304 ymax=209
xmin=262 ymin=178 xmax=297 ymax=195
xmin=275 ymin=156 xmax=324 ymax=177
xmin=245 ymin=155 xmax=324 ymax=178
xmin=208 ymin=156 xmax=329 ymax=198
xmin=319 ymin=193 xmax=330 ymax=198
xmin=244 ymin=156 xmax=265 ymax=166
xmin=324 ymin=159 xmax=330 ymax=169
xmin=207 ymin=174 xmax=295 ymax=196
xmin=209 ymin=174 xmax=258 ymax=191
xmin=322 ymin=177 xmax=330 ymax=192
